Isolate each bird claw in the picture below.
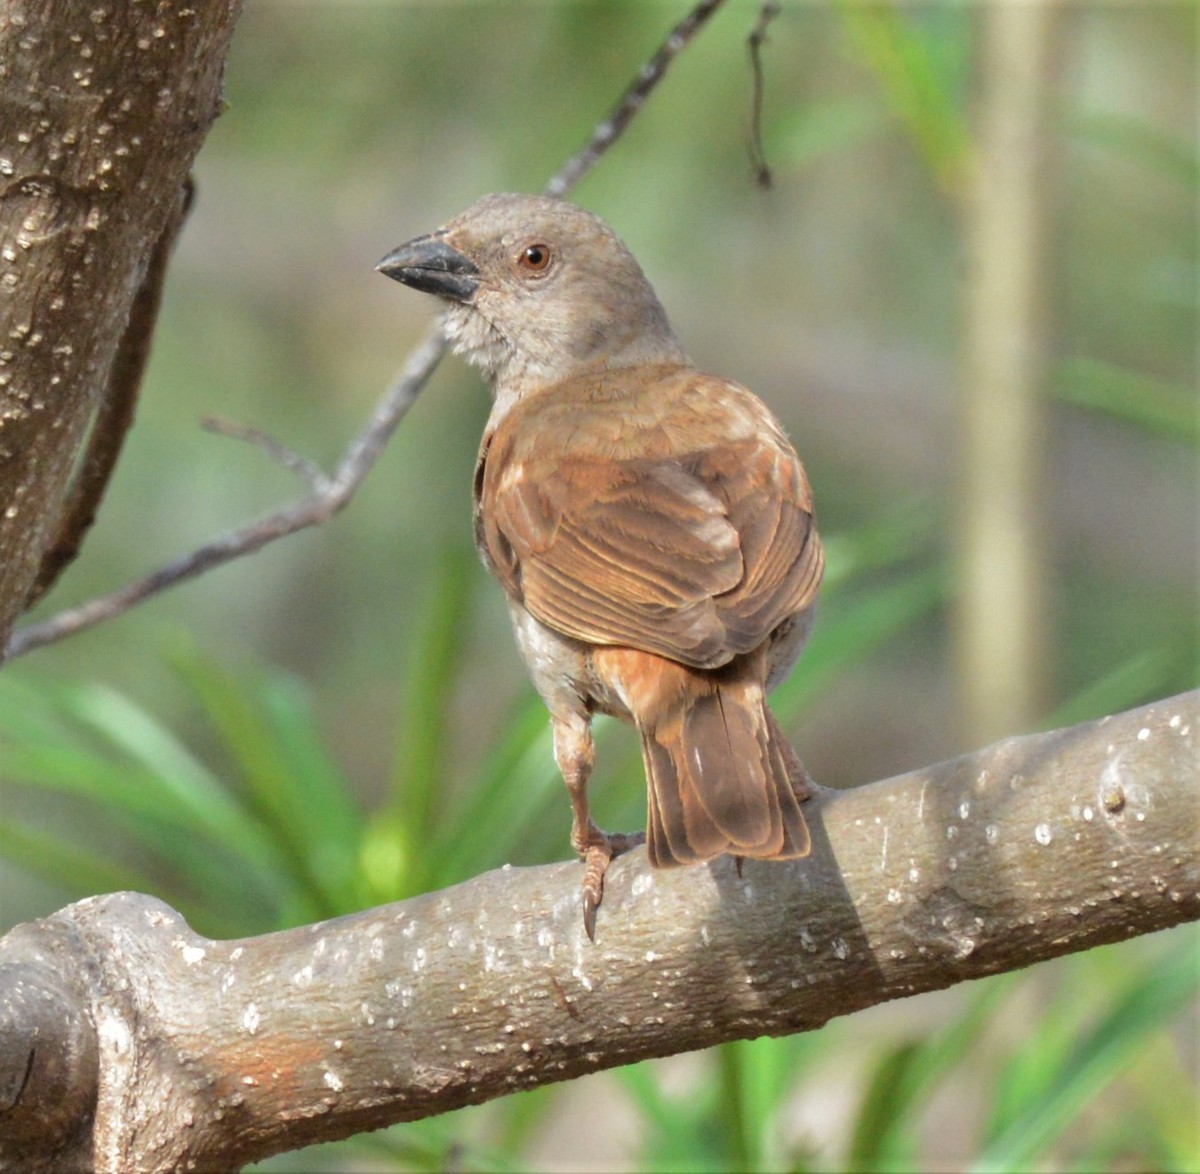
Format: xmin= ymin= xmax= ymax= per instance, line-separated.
xmin=580 ymin=844 xmax=610 ymax=942
xmin=582 ymin=889 xmax=599 ymax=942
xmin=577 ymin=830 xmax=645 ymax=941
xmin=734 ymin=854 xmax=745 ymax=879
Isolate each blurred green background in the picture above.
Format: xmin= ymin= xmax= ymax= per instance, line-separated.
xmin=1 ymin=2 xmax=1196 ymax=1171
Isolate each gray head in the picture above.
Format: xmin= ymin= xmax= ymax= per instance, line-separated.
xmin=378 ymin=193 xmax=686 ymax=391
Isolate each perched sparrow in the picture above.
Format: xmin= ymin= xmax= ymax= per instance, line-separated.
xmin=379 ymin=194 xmax=823 ymax=938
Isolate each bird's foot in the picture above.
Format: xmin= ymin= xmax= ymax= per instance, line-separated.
xmin=575 ymin=824 xmax=645 ymax=942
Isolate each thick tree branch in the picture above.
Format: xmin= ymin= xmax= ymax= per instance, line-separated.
xmin=0 ymin=0 xmax=243 ymax=653
xmin=2 ymin=691 xmax=1196 ymax=1171
xmin=22 ymin=178 xmax=195 ymax=609
xmin=4 ymin=0 xmax=729 ymax=663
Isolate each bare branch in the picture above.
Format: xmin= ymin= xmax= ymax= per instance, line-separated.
xmin=544 ymin=0 xmax=726 ymax=199
xmin=5 ymin=0 xmax=730 ymax=663
xmin=747 ymin=1 xmax=782 ymax=189
xmin=201 ymin=415 xmax=331 ymax=493
xmin=2 ymin=690 xmax=1196 ymax=1171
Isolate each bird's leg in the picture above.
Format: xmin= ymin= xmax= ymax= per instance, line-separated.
xmin=553 ymin=713 xmax=643 ymax=940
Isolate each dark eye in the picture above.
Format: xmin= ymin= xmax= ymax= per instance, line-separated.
xmin=517 ymin=243 xmax=552 ymax=273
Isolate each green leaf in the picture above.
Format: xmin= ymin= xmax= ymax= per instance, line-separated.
xmin=846 ymin=975 xmax=1015 ymax=1169
xmin=259 ymin=675 xmax=365 ymax=909
xmin=848 ymin=1040 xmax=924 ymax=1171
xmin=171 ymin=652 xmax=352 ymax=921
xmin=971 ymin=940 xmax=1199 ymax=1173
xmin=773 ymin=563 xmax=948 ymax=723
xmin=1055 ymin=357 xmax=1198 ymax=445
xmin=388 ymin=544 xmax=478 ymax=844
xmin=770 ymin=97 xmax=886 ymax=170
xmin=837 ymin=4 xmax=971 ymax=195
xmin=0 ymin=819 xmax=161 ymax=904
xmin=1069 ymin=111 xmax=1199 ymax=189
xmin=0 ymin=678 xmax=288 ymax=900
xmin=430 ymin=690 xmax=559 ymax=884
xmin=1046 ymin=644 xmax=1190 ymax=730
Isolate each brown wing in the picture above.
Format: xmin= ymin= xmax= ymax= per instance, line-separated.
xmin=475 ymin=370 xmax=822 ymax=670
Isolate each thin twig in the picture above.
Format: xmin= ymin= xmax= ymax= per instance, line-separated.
xmin=5 ymin=0 xmax=730 ymax=662
xmin=201 ymin=415 xmax=331 ymax=492
xmin=747 ymin=1 xmax=781 ymax=189
xmin=544 ymin=0 xmax=727 ymax=199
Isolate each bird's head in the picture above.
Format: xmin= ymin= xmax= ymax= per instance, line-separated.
xmin=378 ymin=193 xmax=685 ymax=392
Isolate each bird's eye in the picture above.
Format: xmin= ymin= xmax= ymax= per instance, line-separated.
xmin=517 ymin=243 xmax=552 ymax=274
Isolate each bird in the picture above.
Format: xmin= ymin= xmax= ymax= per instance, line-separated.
xmin=378 ymin=193 xmax=823 ymax=939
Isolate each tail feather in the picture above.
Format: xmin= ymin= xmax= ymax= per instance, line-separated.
xmin=641 ymin=673 xmax=810 ymax=869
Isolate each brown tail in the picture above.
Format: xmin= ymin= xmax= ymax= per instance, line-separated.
xmin=593 ymin=653 xmax=806 ymax=870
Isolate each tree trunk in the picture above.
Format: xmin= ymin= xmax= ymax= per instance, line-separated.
xmin=0 ymin=0 xmax=242 ymax=654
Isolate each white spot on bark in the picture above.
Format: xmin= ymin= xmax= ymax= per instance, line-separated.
xmin=1034 ymin=823 xmax=1053 ymax=845
xmin=887 ymin=888 xmax=903 ymax=904
xmin=323 ymin=1070 xmax=344 ymax=1093
xmin=1137 ymin=727 xmax=1150 ymax=741
xmin=96 ymin=1007 xmax=130 ymax=1055
xmin=242 ymin=1004 xmax=260 ymax=1034
xmin=293 ymin=965 xmax=314 ymax=988
xmin=181 ymin=945 xmax=205 ymax=966
xmin=985 ymin=824 xmax=999 ymax=845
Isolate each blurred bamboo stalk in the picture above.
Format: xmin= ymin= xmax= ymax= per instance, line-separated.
xmin=956 ymin=4 xmax=1064 ymax=744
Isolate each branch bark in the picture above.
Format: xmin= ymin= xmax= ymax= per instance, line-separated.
xmin=2 ymin=690 xmax=1196 ymax=1171
xmin=0 ymin=0 xmax=242 ymax=654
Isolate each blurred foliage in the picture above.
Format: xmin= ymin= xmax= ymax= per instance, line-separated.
xmin=1 ymin=1 xmax=1196 ymax=1171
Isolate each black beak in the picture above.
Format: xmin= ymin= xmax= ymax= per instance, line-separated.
xmin=376 ymin=235 xmax=480 ymax=303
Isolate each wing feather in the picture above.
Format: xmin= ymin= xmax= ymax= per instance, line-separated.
xmin=476 ymin=368 xmax=822 ymax=668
